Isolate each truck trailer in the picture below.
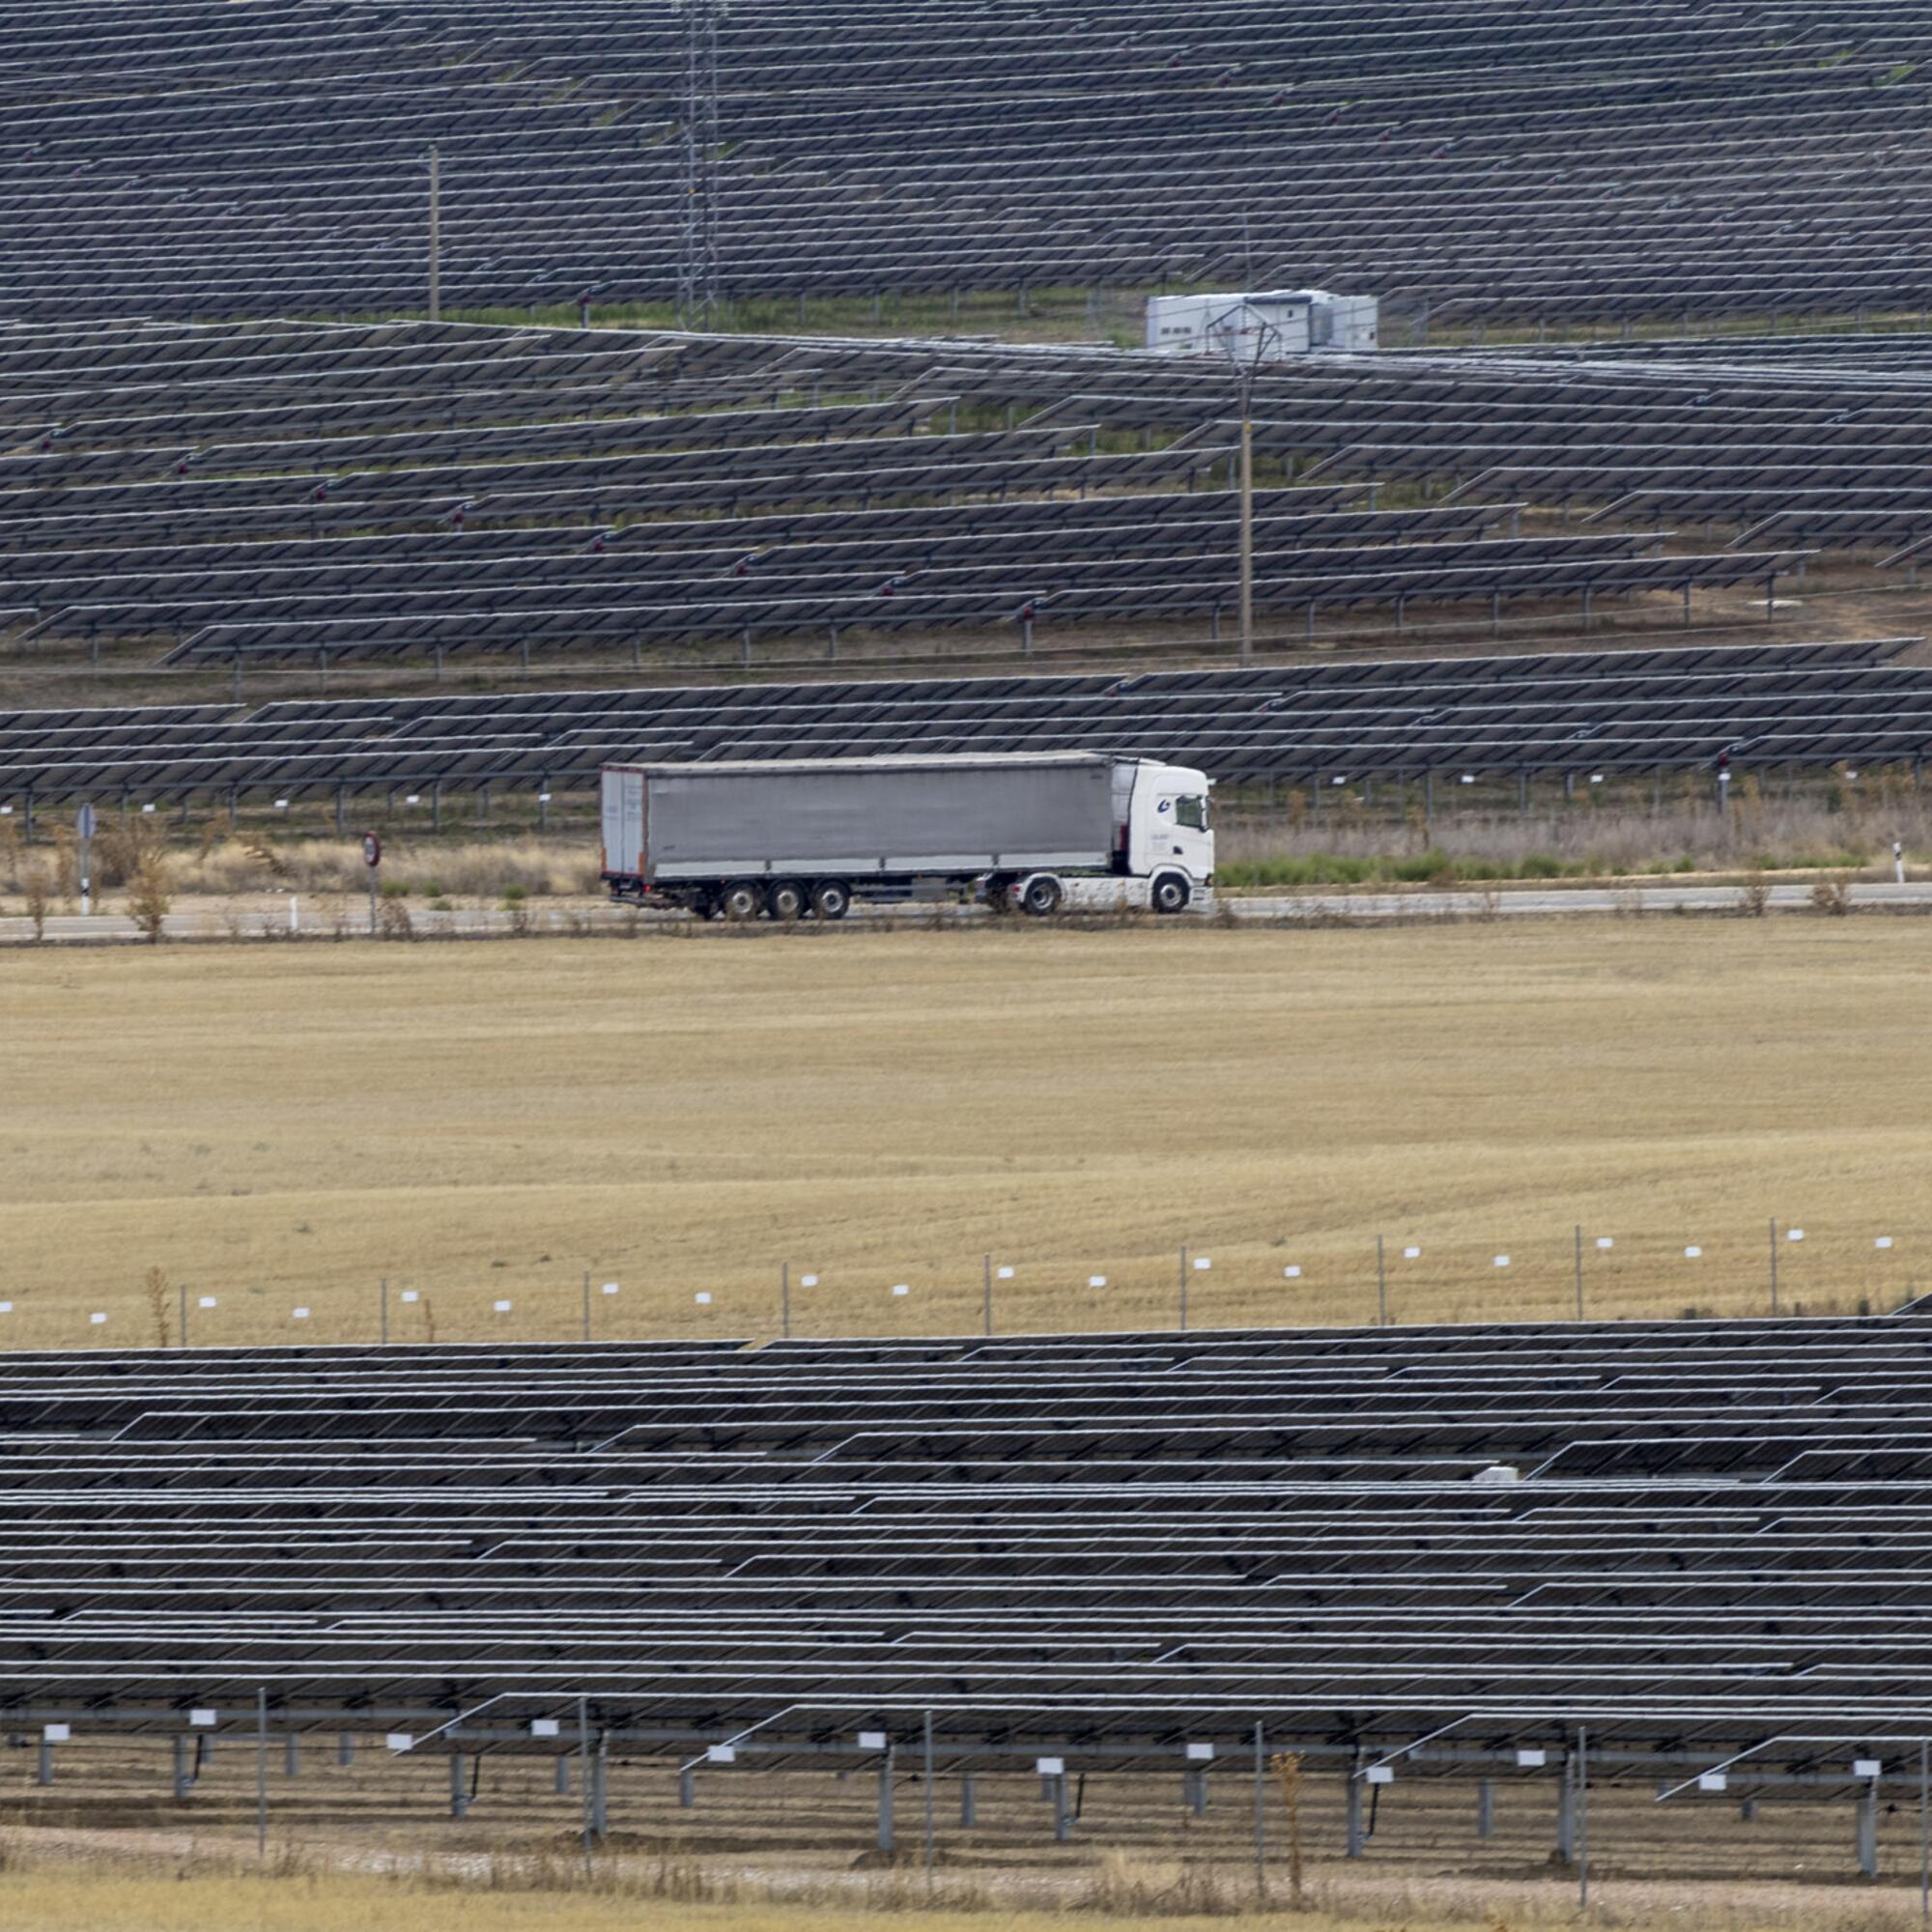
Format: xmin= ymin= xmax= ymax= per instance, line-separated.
xmin=600 ymin=753 xmax=1213 ymax=920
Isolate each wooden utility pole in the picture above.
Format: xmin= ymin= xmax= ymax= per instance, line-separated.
xmin=1238 ymin=371 xmax=1255 ymax=665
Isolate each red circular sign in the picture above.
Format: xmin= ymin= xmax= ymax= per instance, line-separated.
xmin=361 ymin=833 xmax=383 ymax=868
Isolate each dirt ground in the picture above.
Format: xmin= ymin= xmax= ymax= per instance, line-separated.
xmin=2 ymin=1750 xmax=1930 ymax=1931
xmin=6 ymin=919 xmax=1930 ymax=1348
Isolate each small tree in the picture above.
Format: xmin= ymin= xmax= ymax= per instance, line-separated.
xmin=128 ymin=845 xmax=173 ymax=942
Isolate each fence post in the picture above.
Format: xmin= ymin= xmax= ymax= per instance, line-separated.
xmin=923 ymin=1710 xmax=936 ymax=1880
xmin=1920 ymin=1738 xmax=1929 ymax=1919
xmin=1577 ymin=1726 xmax=1589 ymax=1909
xmin=1376 ymin=1235 xmax=1387 ymax=1326
xmin=578 ymin=1696 xmax=594 ymax=1859
xmin=256 ymin=1688 xmax=269 ymax=1858
xmin=982 ymin=1253 xmax=992 ymax=1338
xmin=1575 ymin=1224 xmax=1584 ymax=1321
xmin=582 ymin=1269 xmax=591 ymax=1342
xmin=1769 ymin=1217 xmax=1779 ymax=1315
xmin=380 ymin=1277 xmax=388 ymax=1345
xmin=1179 ymin=1245 xmax=1188 ymax=1330
xmin=1253 ymin=1720 xmax=1267 ymax=1903
xmin=781 ymin=1262 xmax=790 ymax=1340
xmin=179 ymin=1282 xmax=187 ymax=1348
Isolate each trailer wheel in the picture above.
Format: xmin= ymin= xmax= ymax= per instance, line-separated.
xmin=767 ymin=879 xmax=806 ymax=922
xmin=810 ymin=879 xmax=852 ymax=922
xmin=721 ymin=880 xmax=764 ymax=922
xmin=1151 ymin=871 xmax=1191 ymax=915
xmin=1021 ymin=875 xmax=1063 ymax=918
xmin=984 ymin=873 xmax=1013 ymax=915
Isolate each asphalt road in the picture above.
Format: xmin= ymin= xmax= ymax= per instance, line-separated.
xmin=7 ymin=878 xmax=1930 ymax=944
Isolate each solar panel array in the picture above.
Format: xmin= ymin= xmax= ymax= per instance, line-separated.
xmin=9 ymin=318 xmax=1912 ymax=682
xmin=5 ymin=3 xmax=1932 ymax=325
xmin=8 ymin=1317 xmax=1932 ymax=1772
xmin=2 ymin=638 xmax=1923 ymax=809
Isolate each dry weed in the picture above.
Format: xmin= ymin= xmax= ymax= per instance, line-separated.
xmin=21 ymin=862 xmax=49 ymax=938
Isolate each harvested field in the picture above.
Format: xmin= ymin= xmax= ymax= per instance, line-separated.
xmin=6 ymin=920 xmax=1930 ymax=1347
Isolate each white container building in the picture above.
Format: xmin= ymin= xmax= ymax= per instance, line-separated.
xmin=1144 ymin=288 xmax=1378 ymax=357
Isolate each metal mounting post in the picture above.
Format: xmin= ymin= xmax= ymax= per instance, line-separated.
xmin=255 ymin=1688 xmax=269 ymax=1857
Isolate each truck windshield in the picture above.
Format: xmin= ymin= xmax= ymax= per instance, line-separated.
xmin=1174 ymin=794 xmax=1208 ymax=831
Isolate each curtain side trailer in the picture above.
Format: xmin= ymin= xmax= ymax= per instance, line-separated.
xmin=599 ymin=753 xmax=1213 ymax=920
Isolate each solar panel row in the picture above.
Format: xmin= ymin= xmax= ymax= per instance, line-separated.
xmin=0 ymin=639 xmax=1918 ymax=808
xmin=6 ymin=1317 xmax=1932 ymax=1769
xmin=7 ymin=318 xmax=1903 ymax=677
xmin=4 ymin=2 xmax=1932 ymax=324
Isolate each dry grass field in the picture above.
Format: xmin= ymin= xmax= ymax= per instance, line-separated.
xmin=6 ymin=918 xmax=1931 ymax=1348
xmin=5 ymin=1749 xmax=1932 ymax=1932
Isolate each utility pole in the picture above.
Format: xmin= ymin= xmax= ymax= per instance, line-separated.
xmin=1238 ymin=365 xmax=1255 ymax=665
xmin=428 ymin=147 xmax=440 ymax=323
xmin=1213 ymin=302 xmax=1276 ymax=667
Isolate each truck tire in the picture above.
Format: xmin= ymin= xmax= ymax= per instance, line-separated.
xmin=1021 ymin=875 xmax=1063 ymax=918
xmin=721 ymin=879 xmax=764 ymax=922
xmin=767 ymin=879 xmax=806 ymax=922
xmin=1151 ymin=871 xmax=1191 ymax=914
xmin=810 ymin=879 xmax=852 ymax=922
xmin=984 ymin=873 xmax=1013 ymax=915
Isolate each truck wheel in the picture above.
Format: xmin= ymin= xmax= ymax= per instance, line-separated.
xmin=767 ymin=880 xmax=806 ymax=922
xmin=1021 ymin=876 xmax=1063 ymax=918
xmin=810 ymin=879 xmax=851 ymax=922
xmin=984 ymin=873 xmax=1012 ymax=915
xmin=721 ymin=880 xmax=764 ymax=922
xmin=1151 ymin=871 xmax=1191 ymax=914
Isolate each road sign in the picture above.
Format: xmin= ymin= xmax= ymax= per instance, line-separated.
xmin=75 ymin=803 xmax=96 ymax=839
xmin=361 ymin=832 xmax=382 ymax=867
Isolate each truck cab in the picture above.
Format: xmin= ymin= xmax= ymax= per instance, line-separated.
xmin=1119 ymin=760 xmax=1213 ymax=895
xmin=999 ymin=757 xmax=1212 ymax=916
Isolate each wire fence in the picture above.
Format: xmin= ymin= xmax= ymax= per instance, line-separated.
xmin=9 ymin=1217 xmax=1928 ymax=1352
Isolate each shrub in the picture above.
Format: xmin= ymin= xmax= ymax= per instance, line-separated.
xmin=21 ymin=864 xmax=49 ymax=940
xmin=127 ymin=846 xmax=172 ymax=942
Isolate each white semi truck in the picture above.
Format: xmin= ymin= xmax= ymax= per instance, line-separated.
xmin=600 ymin=752 xmax=1213 ymax=920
